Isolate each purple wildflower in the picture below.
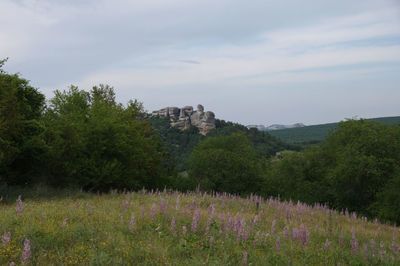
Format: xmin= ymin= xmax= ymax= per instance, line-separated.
xmin=182 ymin=226 xmax=187 ymax=234
xmin=271 ymin=219 xmax=276 ymax=236
xmin=129 ymin=212 xmax=135 ymax=232
xmin=339 ymin=234 xmax=344 ymax=247
xmin=351 ymin=238 xmax=359 ymax=255
xmin=62 ymin=218 xmax=68 ymax=230
xmin=276 ymin=236 xmax=281 ymax=252
xmin=1 ymin=232 xmax=11 ymax=246
xmin=16 ymin=195 xmax=24 ymax=216
xmin=171 ymin=216 xmax=176 ymax=235
xmin=324 ymin=238 xmax=331 ymax=250
xmin=370 ymin=239 xmax=377 ymax=256
xmin=21 ymin=239 xmax=31 ymax=265
xmin=242 ymin=250 xmax=248 ymax=265
xmin=191 ymin=209 xmax=201 ymax=233
xmin=151 ymin=203 xmax=156 ymax=219
xmin=209 ymin=236 xmax=214 ymax=248
xmin=363 ymin=244 xmax=368 ymax=259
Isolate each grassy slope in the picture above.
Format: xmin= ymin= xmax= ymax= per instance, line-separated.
xmin=268 ymin=116 xmax=400 ymax=143
xmin=1 ymin=189 xmax=399 ymax=265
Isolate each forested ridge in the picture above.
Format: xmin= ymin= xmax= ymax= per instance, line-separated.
xmin=1 ymin=60 xmax=400 ymax=224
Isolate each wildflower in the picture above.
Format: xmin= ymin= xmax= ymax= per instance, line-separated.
xmin=182 ymin=226 xmax=187 ymax=235
xmin=170 ymin=216 xmax=176 ymax=235
xmin=370 ymin=239 xmax=377 ymax=256
xmin=129 ymin=212 xmax=135 ymax=232
xmin=120 ymin=214 xmax=124 ymax=223
xmin=253 ymin=231 xmax=260 ymax=247
xmin=271 ymin=219 xmax=276 ymax=236
xmin=209 ymin=236 xmax=213 ymax=248
xmin=363 ymin=244 xmax=368 ymax=259
xmin=276 ymin=236 xmax=281 ymax=251
xmin=10 ymin=262 xmax=15 ymax=266
xmin=205 ymin=217 xmax=211 ymax=235
xmin=324 ymin=238 xmax=331 ymax=250
xmin=339 ymin=234 xmax=344 ymax=247
xmin=1 ymin=232 xmax=11 ymax=246
xmin=21 ymin=239 xmax=31 ymax=265
xmin=16 ymin=195 xmax=24 ymax=216
xmin=151 ymin=203 xmax=156 ymax=219
xmin=350 ymin=238 xmax=359 ymax=255
xmin=62 ymin=218 xmax=68 ymax=230
xmin=191 ymin=209 xmax=201 ymax=233
xmin=242 ymin=250 xmax=248 ymax=265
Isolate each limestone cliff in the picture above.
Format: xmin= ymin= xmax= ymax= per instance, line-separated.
xmin=151 ymin=104 xmax=216 ymax=135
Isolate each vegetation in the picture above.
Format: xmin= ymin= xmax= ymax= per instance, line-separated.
xmin=1 ymin=188 xmax=400 ymax=265
xmin=263 ymin=119 xmax=400 ymax=224
xmin=268 ymin=117 xmax=400 ymax=144
xmin=2 ymin=59 xmax=400 ymax=264
xmin=0 ymin=61 xmax=170 ymax=191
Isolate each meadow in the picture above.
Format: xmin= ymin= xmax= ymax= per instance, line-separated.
xmin=1 ymin=188 xmax=399 ymax=265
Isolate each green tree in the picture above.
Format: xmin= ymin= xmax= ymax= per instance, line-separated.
xmin=44 ymin=85 xmax=165 ymax=190
xmin=0 ymin=59 xmax=47 ymax=185
xmin=188 ymin=133 xmax=262 ymax=194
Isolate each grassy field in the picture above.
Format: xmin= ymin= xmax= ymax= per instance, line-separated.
xmin=1 ymin=188 xmax=399 ymax=265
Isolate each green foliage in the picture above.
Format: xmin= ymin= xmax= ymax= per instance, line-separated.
xmin=263 ymin=119 xmax=400 ymax=223
xmin=43 ymin=85 xmax=165 ymax=191
xmin=150 ymin=117 xmax=300 ymax=173
xmin=268 ymin=116 xmax=400 ymax=144
xmin=188 ymin=133 xmax=262 ymax=194
xmin=0 ymin=62 xmax=47 ymax=186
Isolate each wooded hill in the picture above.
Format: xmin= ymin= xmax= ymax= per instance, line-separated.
xmin=268 ymin=116 xmax=400 ymax=144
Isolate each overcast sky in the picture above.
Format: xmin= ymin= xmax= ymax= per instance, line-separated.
xmin=1 ymin=0 xmax=399 ymax=125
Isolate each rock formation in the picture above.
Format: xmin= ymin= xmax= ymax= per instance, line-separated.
xmin=152 ymin=104 xmax=216 ymax=135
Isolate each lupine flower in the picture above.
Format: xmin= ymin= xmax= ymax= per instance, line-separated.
xmin=21 ymin=239 xmax=31 ymax=265
xmin=351 ymin=227 xmax=356 ymax=239
xmin=324 ymin=238 xmax=331 ymax=250
xmin=253 ymin=231 xmax=260 ymax=247
xmin=205 ymin=217 xmax=211 ymax=235
xmin=120 ymin=214 xmax=124 ymax=223
xmin=170 ymin=216 xmax=176 ymax=235
xmin=276 ymin=236 xmax=281 ymax=251
xmin=1 ymin=232 xmax=11 ymax=246
xmin=10 ymin=262 xmax=15 ymax=266
xmin=351 ymin=239 xmax=359 ymax=254
xmin=209 ymin=236 xmax=213 ymax=248
xmin=129 ymin=212 xmax=135 ymax=232
xmin=271 ymin=220 xmax=276 ymax=236
xmin=363 ymin=244 xmax=369 ymax=259
xmin=370 ymin=239 xmax=377 ymax=256
xmin=62 ymin=218 xmax=68 ymax=230
xmin=191 ymin=209 xmax=201 ymax=233
xmin=242 ymin=250 xmax=248 ymax=265
xmin=151 ymin=203 xmax=156 ymax=219
xmin=182 ymin=226 xmax=187 ymax=234
xmin=16 ymin=195 xmax=24 ymax=216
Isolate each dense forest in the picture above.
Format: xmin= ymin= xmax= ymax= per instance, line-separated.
xmin=1 ymin=59 xmax=400 ymax=224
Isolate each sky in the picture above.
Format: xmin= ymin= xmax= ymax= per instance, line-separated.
xmin=1 ymin=0 xmax=400 ymax=126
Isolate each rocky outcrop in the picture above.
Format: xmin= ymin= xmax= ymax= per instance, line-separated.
xmin=152 ymin=104 xmax=216 ymax=135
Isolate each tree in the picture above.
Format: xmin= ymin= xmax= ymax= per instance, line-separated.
xmin=188 ymin=133 xmax=262 ymax=194
xmin=43 ymin=85 xmax=165 ymax=190
xmin=0 ymin=59 xmax=47 ymax=185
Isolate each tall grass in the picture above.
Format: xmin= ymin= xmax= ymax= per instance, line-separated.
xmin=1 ymin=187 xmax=399 ymax=265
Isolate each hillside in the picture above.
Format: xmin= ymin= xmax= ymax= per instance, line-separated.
xmin=268 ymin=116 xmax=400 ymax=143
xmin=149 ymin=117 xmax=300 ymax=172
xmin=1 ymin=189 xmax=399 ymax=265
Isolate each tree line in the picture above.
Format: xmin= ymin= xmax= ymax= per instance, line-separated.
xmin=1 ymin=59 xmax=400 ymax=224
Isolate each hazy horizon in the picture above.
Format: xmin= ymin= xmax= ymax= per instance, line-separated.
xmin=1 ymin=0 xmax=399 ymax=125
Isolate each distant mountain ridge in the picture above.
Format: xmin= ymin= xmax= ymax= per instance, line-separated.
xmin=247 ymin=123 xmax=305 ymax=131
xmin=267 ymin=116 xmax=400 ymax=144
